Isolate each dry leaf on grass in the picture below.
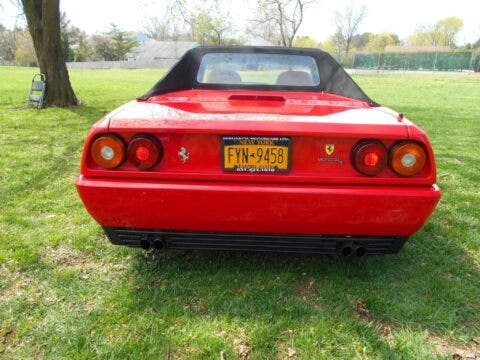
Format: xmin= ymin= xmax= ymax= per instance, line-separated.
xmin=287 ymin=347 xmax=297 ymax=358
xmin=277 ymin=342 xmax=299 ymax=359
xmin=356 ymin=299 xmax=372 ymax=320
xmin=234 ymin=339 xmax=251 ymax=359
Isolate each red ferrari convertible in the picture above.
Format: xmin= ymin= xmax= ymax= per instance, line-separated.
xmin=76 ymin=46 xmax=441 ymax=257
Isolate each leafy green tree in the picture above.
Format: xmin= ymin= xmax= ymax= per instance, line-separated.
xmin=350 ymin=32 xmax=372 ymax=50
xmin=437 ymin=17 xmax=463 ymax=47
xmin=365 ymin=32 xmax=400 ymax=52
xmin=59 ymin=12 xmax=87 ymax=61
xmin=191 ymin=10 xmax=232 ymax=45
xmin=90 ymin=25 xmax=138 ymax=61
xmin=74 ymin=36 xmax=91 ymax=61
xmin=60 ymin=12 xmax=73 ymax=61
xmin=409 ymin=17 xmax=463 ymax=48
xmin=319 ymin=39 xmax=338 ymax=54
xmin=107 ymin=24 xmax=138 ymax=60
xmin=293 ymin=36 xmax=318 ymax=48
xmin=172 ymin=0 xmax=234 ymax=45
xmin=90 ymin=34 xmax=115 ymax=61
xmin=409 ymin=26 xmax=435 ymax=46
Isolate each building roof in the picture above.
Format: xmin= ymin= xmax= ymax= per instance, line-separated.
xmin=126 ymin=40 xmax=198 ymax=62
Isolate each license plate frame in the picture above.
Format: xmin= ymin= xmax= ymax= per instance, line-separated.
xmin=222 ymin=136 xmax=291 ymax=173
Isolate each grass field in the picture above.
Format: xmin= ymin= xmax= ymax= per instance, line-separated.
xmin=0 ymin=67 xmax=479 ymax=359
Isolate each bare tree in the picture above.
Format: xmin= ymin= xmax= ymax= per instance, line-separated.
xmin=173 ymin=0 xmax=197 ymax=40
xmin=172 ymin=0 xmax=233 ymax=45
xmin=333 ymin=3 xmax=367 ymax=54
xmin=21 ymin=0 xmax=78 ymax=107
xmin=249 ymin=0 xmax=317 ymax=47
xmin=246 ymin=17 xmax=282 ymax=45
xmin=0 ymin=27 xmax=15 ymax=62
xmin=144 ymin=17 xmax=174 ymax=41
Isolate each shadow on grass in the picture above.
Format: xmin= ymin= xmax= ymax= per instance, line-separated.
xmin=118 ymin=220 xmax=479 ymax=356
xmin=0 ymin=104 xmax=106 ymax=203
xmin=65 ymin=104 xmax=110 ymax=120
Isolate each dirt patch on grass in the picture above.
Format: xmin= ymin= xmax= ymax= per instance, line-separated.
xmin=277 ymin=341 xmax=298 ymax=359
xmin=428 ymin=334 xmax=479 ymax=359
xmin=43 ymin=246 xmax=127 ymax=274
xmin=0 ymin=264 xmax=35 ymax=302
xmin=0 ymin=319 xmax=15 ymax=353
xmin=294 ymin=278 xmax=319 ymax=304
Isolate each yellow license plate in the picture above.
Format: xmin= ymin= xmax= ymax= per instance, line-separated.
xmin=222 ymin=136 xmax=291 ymax=173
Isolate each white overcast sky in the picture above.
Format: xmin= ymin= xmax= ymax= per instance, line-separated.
xmin=1 ymin=0 xmax=479 ymax=44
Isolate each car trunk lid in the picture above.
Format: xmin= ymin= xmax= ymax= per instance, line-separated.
xmin=102 ymin=90 xmax=418 ymax=185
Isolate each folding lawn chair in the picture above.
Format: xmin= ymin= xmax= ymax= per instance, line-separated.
xmin=27 ymin=73 xmax=46 ymax=109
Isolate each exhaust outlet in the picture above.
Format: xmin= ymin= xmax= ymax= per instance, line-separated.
xmin=339 ymin=242 xmax=367 ymax=258
xmin=140 ymin=240 xmax=151 ymax=249
xmin=152 ymin=239 xmax=165 ymax=250
xmin=340 ymin=245 xmax=354 ymax=258
xmin=355 ymin=246 xmax=367 ymax=257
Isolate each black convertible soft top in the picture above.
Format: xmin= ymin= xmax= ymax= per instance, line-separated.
xmin=139 ymin=46 xmax=378 ymax=106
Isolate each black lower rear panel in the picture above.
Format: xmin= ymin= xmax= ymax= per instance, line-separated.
xmin=103 ymin=227 xmax=408 ymax=255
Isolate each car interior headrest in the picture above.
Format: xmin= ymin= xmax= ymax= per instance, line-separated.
xmin=275 ymin=70 xmax=313 ymax=86
xmin=206 ymin=70 xmax=242 ymax=84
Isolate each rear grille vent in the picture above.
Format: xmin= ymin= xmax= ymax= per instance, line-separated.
xmin=103 ymin=227 xmax=407 ymax=255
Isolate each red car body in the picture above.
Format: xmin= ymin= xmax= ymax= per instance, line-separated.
xmin=76 ymin=47 xmax=440 ymax=257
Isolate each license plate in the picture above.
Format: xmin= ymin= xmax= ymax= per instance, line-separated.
xmin=222 ymin=136 xmax=291 ymax=173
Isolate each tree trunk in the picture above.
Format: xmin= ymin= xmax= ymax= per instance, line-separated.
xmin=21 ymin=0 xmax=78 ymax=107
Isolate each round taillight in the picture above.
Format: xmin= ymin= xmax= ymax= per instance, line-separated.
xmin=127 ymin=135 xmax=163 ymax=170
xmin=91 ymin=134 xmax=125 ymax=169
xmin=389 ymin=142 xmax=426 ymax=176
xmin=352 ymin=141 xmax=387 ymax=176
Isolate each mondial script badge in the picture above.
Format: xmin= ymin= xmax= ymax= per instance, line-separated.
xmin=178 ymin=147 xmax=190 ymax=163
xmin=325 ymin=144 xmax=335 ymax=155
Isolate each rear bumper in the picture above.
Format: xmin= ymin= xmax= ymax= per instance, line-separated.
xmin=104 ymin=227 xmax=408 ymax=255
xmin=76 ymin=176 xmax=441 ymax=237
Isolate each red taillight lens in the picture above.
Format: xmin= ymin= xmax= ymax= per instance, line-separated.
xmin=91 ymin=134 xmax=125 ymax=169
xmin=389 ymin=141 xmax=426 ymax=176
xmin=127 ymin=135 xmax=163 ymax=170
xmin=352 ymin=141 xmax=387 ymax=176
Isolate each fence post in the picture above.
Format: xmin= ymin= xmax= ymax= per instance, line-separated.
xmin=403 ymin=53 xmax=408 ymax=73
xmin=377 ymin=53 xmax=381 ymax=73
xmin=468 ymin=51 xmax=475 ymax=71
xmin=433 ymin=52 xmax=438 ymax=72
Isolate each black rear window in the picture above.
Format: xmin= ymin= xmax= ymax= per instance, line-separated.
xmin=197 ymin=52 xmax=320 ymax=87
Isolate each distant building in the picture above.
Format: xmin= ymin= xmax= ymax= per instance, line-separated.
xmin=67 ymin=40 xmax=198 ymax=69
xmin=385 ymin=45 xmax=451 ymax=53
xmin=126 ymin=40 xmax=198 ymax=65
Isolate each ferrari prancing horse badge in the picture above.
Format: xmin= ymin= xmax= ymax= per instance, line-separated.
xmin=325 ymin=144 xmax=335 ymax=155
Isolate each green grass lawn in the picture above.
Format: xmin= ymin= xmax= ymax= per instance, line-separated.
xmin=0 ymin=67 xmax=479 ymax=359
